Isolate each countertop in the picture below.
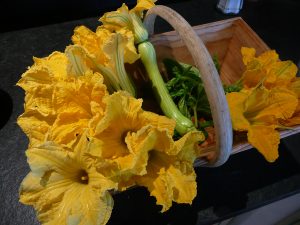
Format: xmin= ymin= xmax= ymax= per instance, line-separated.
xmin=1 ymin=0 xmax=300 ymax=224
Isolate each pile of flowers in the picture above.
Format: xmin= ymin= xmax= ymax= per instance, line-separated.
xmin=226 ymin=47 xmax=300 ymax=162
xmin=17 ymin=1 xmax=205 ymax=224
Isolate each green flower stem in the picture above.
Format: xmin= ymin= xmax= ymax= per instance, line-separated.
xmin=138 ymin=41 xmax=196 ymax=135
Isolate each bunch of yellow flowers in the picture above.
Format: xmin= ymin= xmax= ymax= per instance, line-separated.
xmin=226 ymin=47 xmax=300 ymax=162
xmin=17 ymin=1 xmax=204 ymax=225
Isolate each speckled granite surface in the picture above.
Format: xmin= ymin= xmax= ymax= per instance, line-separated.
xmin=0 ymin=0 xmax=300 ymax=225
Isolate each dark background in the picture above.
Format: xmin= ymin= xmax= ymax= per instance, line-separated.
xmin=0 ymin=0 xmax=300 ymax=225
xmin=0 ymin=0 xmax=181 ymax=33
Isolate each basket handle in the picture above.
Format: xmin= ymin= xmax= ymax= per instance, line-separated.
xmin=144 ymin=5 xmax=232 ymax=167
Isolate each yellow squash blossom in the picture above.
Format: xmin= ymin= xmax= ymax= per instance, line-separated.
xmin=227 ymin=85 xmax=298 ymax=162
xmin=19 ymin=132 xmax=117 ymax=225
xmin=135 ymin=130 xmax=202 ymax=212
xmin=94 ymin=125 xmax=203 ymax=211
xmin=241 ymin=47 xmax=298 ymax=89
xmin=100 ymin=0 xmax=156 ymax=43
xmin=72 ymin=25 xmax=139 ymax=65
xmin=91 ymin=91 xmax=204 ymax=192
xmin=17 ymin=52 xmax=108 ymax=148
xmin=71 ymin=25 xmax=139 ymax=96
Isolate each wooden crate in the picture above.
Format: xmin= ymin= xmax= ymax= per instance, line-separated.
xmin=151 ymin=17 xmax=269 ymax=85
xmin=145 ymin=16 xmax=300 ymax=165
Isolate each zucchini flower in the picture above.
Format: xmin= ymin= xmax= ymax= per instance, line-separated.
xmin=17 ymin=51 xmax=108 ymax=149
xmin=19 ymin=132 xmax=117 ymax=225
xmin=71 ymin=25 xmax=139 ymax=96
xmin=226 ymin=85 xmax=298 ymax=162
xmin=100 ymin=0 xmax=156 ymax=44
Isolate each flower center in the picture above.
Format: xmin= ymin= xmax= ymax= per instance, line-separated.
xmin=148 ymin=150 xmax=156 ymax=162
xmin=78 ymin=170 xmax=89 ymax=184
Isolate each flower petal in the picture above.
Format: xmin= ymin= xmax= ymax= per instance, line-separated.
xmin=226 ymin=91 xmax=250 ymax=131
xmin=241 ymin=47 xmax=256 ymax=65
xmin=49 ymin=113 xmax=89 ymax=149
xmin=248 ymin=125 xmax=280 ymax=162
xmin=245 ymin=86 xmax=298 ymax=121
xmin=130 ymin=0 xmax=156 ymax=17
xmin=20 ymin=172 xmax=114 ymax=225
xmin=26 ymin=144 xmax=77 ymax=177
xmin=169 ymin=130 xmax=204 ymax=160
xmin=32 ymin=52 xmax=69 ymax=79
xmin=72 ymin=26 xmax=109 ymax=67
xmin=280 ymin=103 xmax=300 ymax=126
xmin=289 ymin=77 xmax=300 ymax=97
xmin=99 ymin=4 xmax=133 ymax=32
xmin=257 ymin=49 xmax=279 ymax=67
xmin=116 ymin=28 xmax=140 ymax=64
xmin=265 ymin=60 xmax=298 ymax=88
xmin=39 ymin=185 xmax=113 ymax=225
xmin=65 ymin=45 xmax=93 ymax=76
xmin=17 ymin=111 xmax=53 ymax=147
xmin=240 ymin=48 xmax=281 ymax=89
xmin=17 ymin=52 xmax=68 ymax=92
xmin=19 ymin=172 xmax=45 ymax=205
xmin=136 ymin=157 xmax=196 ymax=212
xmin=134 ymin=130 xmax=199 ymax=212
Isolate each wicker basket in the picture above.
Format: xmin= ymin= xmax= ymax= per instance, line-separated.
xmin=142 ymin=5 xmax=300 ymax=167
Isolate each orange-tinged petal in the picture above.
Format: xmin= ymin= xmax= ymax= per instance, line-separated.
xmin=280 ymin=103 xmax=300 ymax=126
xmin=265 ymin=60 xmax=298 ymax=88
xmin=130 ymin=0 xmax=156 ymax=17
xmin=241 ymin=47 xmax=256 ymax=65
xmin=248 ymin=125 xmax=280 ymax=162
xmin=257 ymin=49 xmax=279 ymax=67
xmin=244 ymin=86 xmax=298 ymax=121
xmin=289 ymin=77 xmax=300 ymax=97
xmin=241 ymin=64 xmax=265 ymax=89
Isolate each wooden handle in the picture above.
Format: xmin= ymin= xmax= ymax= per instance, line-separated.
xmin=144 ymin=5 xmax=233 ymax=167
